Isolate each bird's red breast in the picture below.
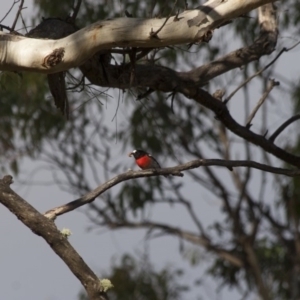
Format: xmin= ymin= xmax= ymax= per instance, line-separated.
xmin=135 ymin=155 xmax=152 ymax=169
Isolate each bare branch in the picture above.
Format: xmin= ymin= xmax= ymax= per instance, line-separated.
xmin=108 ymin=220 xmax=244 ymax=268
xmin=0 ymin=0 xmax=20 ymax=24
xmin=11 ymin=0 xmax=24 ymax=31
xmin=246 ymin=79 xmax=279 ymax=128
xmin=224 ymin=40 xmax=300 ymax=103
xmin=188 ymin=88 xmax=300 ymax=168
xmin=150 ymin=0 xmax=179 ymax=38
xmin=0 ymin=176 xmax=107 ymax=300
xmin=44 ymin=158 xmax=300 ymax=220
xmin=149 ymin=16 xmax=171 ymax=39
xmin=269 ymin=114 xmax=300 ymax=142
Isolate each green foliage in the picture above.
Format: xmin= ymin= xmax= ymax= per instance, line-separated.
xmin=0 ymin=72 xmax=66 ymax=173
xmin=208 ymin=258 xmax=241 ymax=288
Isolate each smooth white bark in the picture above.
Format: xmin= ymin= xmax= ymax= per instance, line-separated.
xmin=0 ymin=0 xmax=275 ymax=74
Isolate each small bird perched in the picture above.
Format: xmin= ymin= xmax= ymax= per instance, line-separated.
xmin=128 ymin=149 xmax=168 ymax=177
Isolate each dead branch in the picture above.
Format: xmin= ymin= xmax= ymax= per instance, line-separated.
xmin=11 ymin=0 xmax=24 ymax=31
xmin=246 ymin=79 xmax=279 ymax=128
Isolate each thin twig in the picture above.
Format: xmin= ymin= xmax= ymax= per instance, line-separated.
xmin=149 ymin=16 xmax=171 ymax=38
xmin=233 ymin=85 xmax=253 ymax=223
xmin=149 ymin=0 xmax=158 ymax=18
xmin=19 ymin=11 xmax=28 ymax=34
xmin=149 ymin=0 xmax=178 ymax=38
xmin=70 ymin=0 xmax=82 ymax=23
xmin=136 ymin=48 xmax=154 ymax=61
xmin=170 ymin=180 xmax=206 ymax=235
xmin=246 ymin=79 xmax=279 ymax=128
xmin=269 ymin=114 xmax=300 ymax=142
xmin=108 ymin=220 xmax=244 ymax=268
xmin=11 ymin=0 xmax=24 ymax=31
xmin=224 ymin=41 xmax=300 ymax=103
xmin=0 ymin=24 xmax=13 ymax=31
xmin=183 ymin=0 xmax=188 ymax=10
xmin=0 ymin=0 xmax=19 ymax=24
xmin=137 ymin=88 xmax=154 ymax=100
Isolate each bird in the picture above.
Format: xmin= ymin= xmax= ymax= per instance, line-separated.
xmin=128 ymin=149 xmax=168 ymax=177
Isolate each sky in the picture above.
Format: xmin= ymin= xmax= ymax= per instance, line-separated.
xmin=1 ymin=1 xmax=300 ymax=300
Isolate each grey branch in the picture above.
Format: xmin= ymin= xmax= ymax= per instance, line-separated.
xmin=190 ymin=88 xmax=300 ymax=168
xmin=269 ymin=114 xmax=300 ymax=142
xmin=224 ymin=40 xmax=300 ymax=103
xmin=108 ymin=220 xmax=244 ymax=268
xmin=44 ymin=158 xmax=300 ymax=220
xmin=246 ymin=79 xmax=279 ymax=128
xmin=0 ymin=176 xmax=107 ymax=300
xmin=11 ymin=0 xmax=24 ymax=31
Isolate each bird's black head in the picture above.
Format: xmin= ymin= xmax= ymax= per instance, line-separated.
xmin=128 ymin=149 xmax=148 ymax=159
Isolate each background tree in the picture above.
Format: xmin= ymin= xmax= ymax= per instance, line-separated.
xmin=1 ymin=0 xmax=300 ymax=299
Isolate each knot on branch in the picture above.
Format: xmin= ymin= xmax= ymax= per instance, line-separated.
xmin=149 ymin=28 xmax=160 ymax=39
xmin=201 ymin=29 xmax=213 ymax=43
xmin=212 ymin=89 xmax=225 ymax=101
xmin=0 ymin=175 xmax=13 ymax=193
xmin=42 ymin=47 xmax=65 ymax=68
xmin=0 ymin=175 xmax=13 ymax=186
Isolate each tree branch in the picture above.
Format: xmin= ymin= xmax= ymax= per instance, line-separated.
xmin=82 ymin=2 xmax=279 ymax=90
xmin=0 ymin=176 xmax=108 ymax=300
xmin=11 ymin=0 xmax=24 ymax=31
xmin=225 ymin=41 xmax=300 ymax=103
xmin=80 ymin=4 xmax=293 ymax=169
xmin=246 ymin=78 xmax=279 ymax=128
xmin=69 ymin=0 xmax=82 ymax=23
xmin=0 ymin=0 xmax=276 ymax=73
xmin=186 ymin=89 xmax=300 ymax=168
xmin=107 ymin=220 xmax=244 ymax=268
xmin=0 ymin=0 xmax=20 ymax=24
xmin=269 ymin=114 xmax=300 ymax=142
xmin=44 ymin=158 xmax=300 ymax=220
